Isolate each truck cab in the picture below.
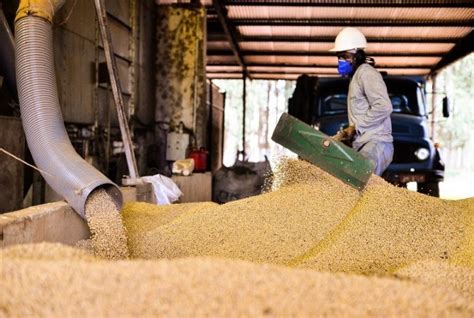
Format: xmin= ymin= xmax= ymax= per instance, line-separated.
xmin=289 ymin=75 xmax=444 ymax=196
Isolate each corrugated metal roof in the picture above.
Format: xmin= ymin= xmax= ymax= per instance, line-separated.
xmin=204 ymin=1 xmax=473 ymax=78
xmin=207 ymin=73 xmax=243 ymax=79
xmin=237 ymin=26 xmax=472 ymax=38
xmin=244 ymin=55 xmax=335 ymax=65
xmin=207 ymin=41 xmax=232 ymax=50
xmin=239 ymin=41 xmax=455 ymax=53
xmin=248 ymin=66 xmax=338 ymax=73
xmin=206 ymin=65 xmax=243 ymax=72
xmin=243 ymin=55 xmax=441 ymax=66
xmin=369 ymin=56 xmax=442 ymax=66
xmin=240 ymin=41 xmax=333 ymax=51
xmin=365 ymin=43 xmax=455 ymax=54
xmin=228 ymin=6 xmax=473 ymax=21
xmin=207 ymin=55 xmax=239 ymax=64
xmin=157 ymin=0 xmax=212 ymax=5
xmin=378 ymin=68 xmax=431 ymax=75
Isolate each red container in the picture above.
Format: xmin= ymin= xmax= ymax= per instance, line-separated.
xmin=188 ymin=147 xmax=208 ymax=172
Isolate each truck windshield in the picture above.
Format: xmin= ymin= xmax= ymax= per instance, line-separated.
xmin=318 ymin=79 xmax=424 ymax=117
xmin=321 ymin=93 xmax=415 ymax=116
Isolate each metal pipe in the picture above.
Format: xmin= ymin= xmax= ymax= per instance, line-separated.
xmin=15 ymin=1 xmax=122 ymax=218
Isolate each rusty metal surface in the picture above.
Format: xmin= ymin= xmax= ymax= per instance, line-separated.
xmin=53 ymin=0 xmax=96 ymax=124
xmin=55 ymin=0 xmax=96 ymax=39
xmin=99 ymin=18 xmax=131 ymax=60
xmin=97 ymin=87 xmax=131 ymax=128
xmin=54 ymin=29 xmax=96 ymax=124
xmin=155 ymin=5 xmax=207 ymax=132
xmin=105 ymin=0 xmax=130 ymax=25
xmin=99 ymin=50 xmax=132 ymax=94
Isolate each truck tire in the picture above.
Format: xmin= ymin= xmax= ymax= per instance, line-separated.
xmin=417 ymin=182 xmax=440 ymax=197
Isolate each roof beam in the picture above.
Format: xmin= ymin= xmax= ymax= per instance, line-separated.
xmin=238 ymin=36 xmax=460 ymax=44
xmin=430 ymin=30 xmax=474 ymax=75
xmin=207 ymin=62 xmax=435 ymax=69
xmin=212 ymin=0 xmax=246 ymax=71
xmin=231 ymin=18 xmax=474 ymax=27
xmin=208 ymin=50 xmax=445 ymax=58
xmin=222 ymin=0 xmax=474 ymax=8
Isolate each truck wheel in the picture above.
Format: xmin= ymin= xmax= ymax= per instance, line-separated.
xmin=417 ymin=182 xmax=440 ymax=197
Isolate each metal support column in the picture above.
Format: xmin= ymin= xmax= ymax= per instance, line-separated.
xmin=94 ymin=0 xmax=139 ymax=180
xmin=242 ymin=72 xmax=247 ymax=155
xmin=430 ymin=75 xmax=437 ymax=141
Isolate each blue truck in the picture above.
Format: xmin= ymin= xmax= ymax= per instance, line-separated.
xmin=288 ymin=75 xmax=446 ymax=196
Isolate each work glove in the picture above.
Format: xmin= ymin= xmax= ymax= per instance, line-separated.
xmin=332 ymin=125 xmax=356 ymax=147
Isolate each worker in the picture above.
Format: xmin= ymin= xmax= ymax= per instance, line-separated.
xmin=331 ymin=27 xmax=394 ymax=176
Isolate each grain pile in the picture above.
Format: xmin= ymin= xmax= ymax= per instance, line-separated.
xmin=294 ymin=174 xmax=472 ymax=274
xmin=394 ymin=260 xmax=474 ymax=304
xmin=1 ymin=242 xmax=97 ymax=262
xmin=122 ymin=201 xmax=217 ymax=252
xmin=1 ymin=158 xmax=473 ymax=316
xmin=1 ymin=243 xmax=473 ymax=317
xmin=84 ymin=189 xmax=129 ymax=260
xmin=129 ymin=160 xmax=361 ymax=263
xmin=125 ymin=158 xmax=472 ymax=275
xmin=122 ymin=201 xmax=218 ymax=233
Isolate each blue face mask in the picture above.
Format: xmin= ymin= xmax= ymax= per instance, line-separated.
xmin=338 ymin=60 xmax=353 ymax=76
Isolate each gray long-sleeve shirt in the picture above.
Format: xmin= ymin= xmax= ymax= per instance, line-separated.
xmin=348 ymin=63 xmax=393 ymax=149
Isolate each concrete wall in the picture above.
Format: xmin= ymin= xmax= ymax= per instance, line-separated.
xmin=52 ymin=0 xmax=138 ymax=126
xmin=2 ymin=0 xmax=213 ymax=192
xmin=155 ymin=5 xmax=207 ymax=145
xmin=50 ymin=0 xmax=156 ymax=180
xmin=0 ymin=202 xmax=90 ymax=248
xmin=0 ymin=185 xmax=155 ymax=248
xmin=0 ymin=116 xmax=24 ymax=212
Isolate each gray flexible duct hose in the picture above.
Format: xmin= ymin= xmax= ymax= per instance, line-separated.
xmin=15 ymin=16 xmax=122 ymax=218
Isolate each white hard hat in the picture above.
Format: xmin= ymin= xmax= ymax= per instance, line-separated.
xmin=330 ymin=27 xmax=367 ymax=52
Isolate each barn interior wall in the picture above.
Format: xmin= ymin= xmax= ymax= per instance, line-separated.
xmin=0 ymin=0 xmax=215 ymax=209
xmin=50 ymin=0 xmax=161 ymax=181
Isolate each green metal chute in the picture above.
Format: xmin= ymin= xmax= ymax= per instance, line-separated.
xmin=271 ymin=113 xmax=375 ymax=190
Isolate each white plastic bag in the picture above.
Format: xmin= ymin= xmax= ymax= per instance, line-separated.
xmin=140 ymin=174 xmax=182 ymax=205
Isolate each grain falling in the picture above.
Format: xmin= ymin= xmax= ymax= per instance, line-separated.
xmin=85 ymin=188 xmax=129 ymax=260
